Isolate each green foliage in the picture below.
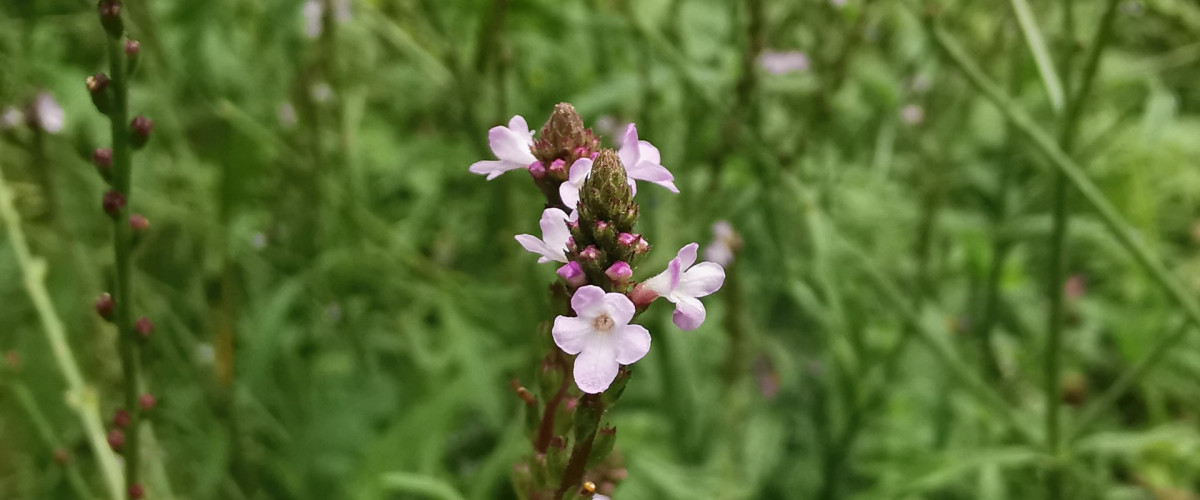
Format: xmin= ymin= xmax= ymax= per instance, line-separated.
xmin=2 ymin=0 xmax=1200 ymax=498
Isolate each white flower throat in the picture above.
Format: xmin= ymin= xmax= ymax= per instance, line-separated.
xmin=592 ymin=313 xmax=615 ymax=332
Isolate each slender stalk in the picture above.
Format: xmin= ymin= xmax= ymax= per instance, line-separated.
xmin=554 ymin=395 xmax=604 ymax=500
xmin=1043 ymin=168 xmax=1068 ymax=500
xmin=1009 ymin=0 xmax=1064 ymax=111
xmin=8 ymin=382 xmax=95 ymax=499
xmin=105 ymin=29 xmax=144 ymax=497
xmin=0 ymin=165 xmax=124 ymax=499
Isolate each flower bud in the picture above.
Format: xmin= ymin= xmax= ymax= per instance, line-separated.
xmin=565 ymin=237 xmax=577 ymax=253
xmin=1061 ymin=372 xmax=1087 ymax=408
xmin=135 ymin=316 xmax=154 ymax=339
xmin=633 ymin=236 xmax=650 ymax=255
xmin=102 ymin=190 xmax=125 ymax=218
xmin=605 ymin=261 xmax=632 ymax=285
xmin=528 ymin=161 xmax=546 ymax=181
xmin=556 ymin=261 xmax=586 ymax=288
xmin=92 ymin=148 xmax=113 ymax=177
xmin=86 ymin=73 xmax=112 ymax=115
xmin=107 ymin=429 xmax=124 ymax=451
xmin=97 ymin=1 xmax=123 ymax=38
xmin=113 ymin=409 xmax=131 ymax=429
xmin=124 ymin=39 xmax=141 ymax=74
xmin=129 ymin=213 xmax=149 ymax=233
xmin=547 ymin=158 xmax=566 ymax=178
xmin=129 ymin=115 xmax=153 ymax=149
xmin=535 ymin=103 xmax=589 ymax=162
xmin=617 ymin=232 xmax=638 ymax=247
xmin=95 ymin=293 xmax=115 ymax=320
xmin=139 ymin=393 xmax=156 ymax=411
xmin=629 ymin=283 xmax=657 ymax=309
xmin=128 ymin=484 xmax=144 ymax=499
xmin=579 ymin=245 xmax=601 ymax=262
xmin=53 ymin=448 xmax=71 ymax=466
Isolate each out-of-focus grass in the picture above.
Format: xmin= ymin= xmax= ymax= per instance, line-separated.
xmin=2 ymin=0 xmax=1200 ymax=498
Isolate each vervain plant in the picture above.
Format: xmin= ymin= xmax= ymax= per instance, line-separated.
xmin=87 ymin=1 xmax=158 ymax=498
xmin=470 ymin=103 xmax=726 ymax=500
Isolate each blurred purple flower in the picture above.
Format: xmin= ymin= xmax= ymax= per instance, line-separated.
xmin=759 ymin=51 xmax=809 ymax=75
xmin=31 ymin=92 xmax=64 ymax=134
xmin=278 ymin=102 xmax=297 ymax=128
xmin=304 ymin=0 xmax=352 ymax=38
xmin=704 ymin=221 xmax=742 ymax=267
xmin=901 ymin=104 xmax=924 ymax=125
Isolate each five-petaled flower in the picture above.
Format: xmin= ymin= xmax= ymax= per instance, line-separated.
xmin=642 ymin=243 xmax=726 ymax=330
xmin=553 ymin=286 xmax=651 ymax=394
xmin=469 ymin=115 xmax=537 ymax=180
xmin=558 ymin=123 xmax=676 ymax=210
xmin=515 ymin=208 xmax=572 ymax=263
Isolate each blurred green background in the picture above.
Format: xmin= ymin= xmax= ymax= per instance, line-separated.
xmin=3 ymin=0 xmax=1200 ymax=498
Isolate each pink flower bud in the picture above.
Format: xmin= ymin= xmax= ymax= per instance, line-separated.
xmin=528 ymin=161 xmax=546 ymax=180
xmin=129 ymin=115 xmax=153 ymax=149
xmin=634 ymin=236 xmax=650 ymax=255
xmin=629 ymin=283 xmax=658 ymax=309
xmin=565 ymin=237 xmax=577 ymax=253
xmin=128 ymin=484 xmax=144 ymax=499
xmin=135 ymin=316 xmax=154 ymax=339
xmin=579 ymin=245 xmax=601 ymax=261
xmin=139 ymin=393 xmax=157 ymax=411
xmin=605 ymin=261 xmax=632 ymax=283
xmin=93 ymin=148 xmax=113 ymax=172
xmin=556 ymin=262 xmax=586 ymax=288
xmin=113 ymin=409 xmax=131 ymax=429
xmin=124 ymin=39 xmax=140 ymax=56
xmin=595 ymin=221 xmax=609 ymax=231
xmin=548 ymin=158 xmax=566 ymax=176
xmin=617 ymin=232 xmax=638 ymax=247
xmin=129 ymin=214 xmax=149 ymax=233
xmin=107 ymin=429 xmax=125 ymax=451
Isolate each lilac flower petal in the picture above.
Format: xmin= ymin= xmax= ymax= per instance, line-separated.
xmin=570 ymin=285 xmax=607 ymax=317
xmin=678 ymin=262 xmax=726 ymax=298
xmin=470 ymin=160 xmax=525 ymax=180
xmin=488 ymin=124 xmax=536 ymax=165
xmin=514 ymin=234 xmax=557 ymax=263
xmin=637 ymin=140 xmax=661 ymax=165
xmin=626 ymin=160 xmax=678 ymax=193
xmin=618 ymin=124 xmax=641 ymax=167
xmin=672 ymin=296 xmax=707 ymax=331
xmin=676 ymin=242 xmax=699 ymax=270
xmin=614 ymin=324 xmax=651 ymax=365
xmin=573 ymin=344 xmax=620 ymax=394
xmin=539 ymin=208 xmax=571 ymax=251
xmin=568 ymin=158 xmax=592 ymax=184
xmin=33 ymin=93 xmax=64 ymax=134
xmin=552 ymin=316 xmax=593 ymax=355
xmin=602 ymin=292 xmax=636 ymax=325
xmin=704 ymin=242 xmax=734 ymax=267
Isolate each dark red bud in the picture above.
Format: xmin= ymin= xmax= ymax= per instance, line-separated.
xmin=113 ymin=409 xmax=131 ymax=429
xmin=102 ymin=190 xmax=125 ymax=217
xmin=97 ymin=1 xmax=123 ymax=38
xmin=92 ymin=148 xmax=113 ymax=171
xmin=135 ymin=316 xmax=153 ymax=339
xmin=129 ymin=214 xmax=149 ymax=232
xmin=124 ymin=39 xmax=140 ymax=56
xmin=139 ymin=393 xmax=156 ymax=411
xmin=107 ymin=429 xmax=125 ymax=451
xmin=128 ymin=483 xmax=144 ymax=499
xmin=95 ymin=293 xmax=115 ymax=320
xmin=129 ymin=115 xmax=153 ymax=149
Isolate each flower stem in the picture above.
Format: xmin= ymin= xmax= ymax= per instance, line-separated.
xmin=0 ymin=164 xmax=124 ymax=499
xmin=106 ymin=31 xmax=144 ymax=497
xmin=554 ymin=395 xmax=604 ymax=500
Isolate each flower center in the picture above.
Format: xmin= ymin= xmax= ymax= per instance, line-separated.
xmin=592 ymin=313 xmax=615 ymax=332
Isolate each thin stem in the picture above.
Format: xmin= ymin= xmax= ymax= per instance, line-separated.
xmin=8 ymin=382 xmax=95 ymax=499
xmin=1009 ymin=0 xmax=1065 ymax=111
xmin=0 ymin=165 xmax=124 ymax=499
xmin=106 ymin=31 xmax=144 ymax=497
xmin=1043 ymin=168 xmax=1068 ymax=500
xmin=554 ymin=395 xmax=604 ymax=500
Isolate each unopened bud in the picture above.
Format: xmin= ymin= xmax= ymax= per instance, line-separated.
xmin=102 ymin=190 xmax=125 ymax=217
xmin=629 ymin=283 xmax=657 ymax=309
xmin=113 ymin=409 xmax=131 ymax=429
xmin=617 ymin=232 xmax=639 ymax=247
xmin=53 ymin=448 xmax=71 ymax=466
xmin=605 ymin=261 xmax=632 ymax=284
xmin=129 ymin=213 xmax=149 ymax=233
xmin=107 ymin=429 xmax=124 ymax=451
xmin=579 ymin=246 xmax=601 ymax=261
xmin=581 ymin=481 xmax=597 ymax=496
xmin=124 ymin=39 xmax=141 ymax=73
xmin=528 ymin=161 xmax=546 ymax=180
xmin=139 ymin=393 xmax=156 ymax=411
xmin=86 ymin=73 xmax=112 ymax=114
xmin=565 ymin=237 xmax=577 ymax=253
xmin=556 ymin=261 xmax=586 ymax=288
xmin=95 ymin=293 xmax=115 ymax=320
xmin=128 ymin=483 xmax=144 ymax=499
xmin=135 ymin=316 xmax=153 ymax=339
xmin=548 ymin=158 xmax=566 ymax=177
xmin=129 ymin=115 xmax=153 ymax=149
xmin=97 ymin=1 xmax=123 ymax=38
xmin=1061 ymin=372 xmax=1087 ymax=408
xmin=92 ymin=147 xmax=113 ymax=175
xmin=633 ymin=236 xmax=650 ymax=255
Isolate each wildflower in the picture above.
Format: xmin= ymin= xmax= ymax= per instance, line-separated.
xmin=642 ymin=243 xmax=725 ymax=330
xmin=278 ymin=102 xmax=297 ymax=128
xmin=901 ymin=104 xmax=924 ymax=125
xmin=515 ymin=208 xmax=572 ymax=263
xmin=704 ymin=221 xmax=742 ymax=267
xmin=552 ymin=286 xmax=651 ymax=394
xmin=760 ymin=51 xmax=810 ymax=75
xmin=559 ymin=124 xmax=676 ymax=210
xmin=557 ymin=261 xmax=586 ymax=287
xmin=469 ymin=115 xmax=537 ymax=180
xmin=30 ymin=92 xmax=64 ymax=134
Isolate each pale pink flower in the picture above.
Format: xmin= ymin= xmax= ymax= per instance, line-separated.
xmin=642 ymin=243 xmax=725 ymax=330
xmin=469 ymin=115 xmax=537 ymax=180
xmin=31 ymin=92 xmax=64 ymax=134
xmin=704 ymin=221 xmax=740 ymax=267
xmin=553 ymin=286 xmax=651 ymax=394
xmin=760 ymin=51 xmax=809 ymax=75
xmin=901 ymin=104 xmax=924 ymax=125
xmin=515 ymin=208 xmax=571 ymax=263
